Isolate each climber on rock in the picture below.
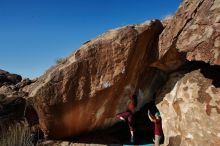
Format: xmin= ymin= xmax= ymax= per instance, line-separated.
xmin=116 ymin=94 xmax=138 ymax=143
xmin=148 ymin=110 xmax=163 ymax=146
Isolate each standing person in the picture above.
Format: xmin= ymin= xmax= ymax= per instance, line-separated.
xmin=148 ymin=110 xmax=162 ymax=146
xmin=116 ymin=94 xmax=137 ymax=143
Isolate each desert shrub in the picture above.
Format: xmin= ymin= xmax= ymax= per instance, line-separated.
xmin=55 ymin=57 xmax=67 ymax=64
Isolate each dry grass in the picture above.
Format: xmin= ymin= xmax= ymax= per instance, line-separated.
xmin=55 ymin=57 xmax=67 ymax=64
xmin=0 ymin=120 xmax=34 ymax=146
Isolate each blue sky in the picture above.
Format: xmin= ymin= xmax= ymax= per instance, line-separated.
xmin=0 ymin=0 xmax=181 ymax=79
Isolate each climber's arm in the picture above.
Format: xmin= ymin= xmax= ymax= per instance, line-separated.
xmin=148 ymin=110 xmax=156 ymax=122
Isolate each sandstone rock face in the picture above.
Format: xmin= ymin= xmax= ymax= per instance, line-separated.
xmin=27 ymin=20 xmax=166 ymax=138
xmin=156 ymin=1 xmax=220 ymax=144
xmin=1 ymin=0 xmax=220 ymax=145
xmin=157 ymin=70 xmax=220 ymax=146
xmin=156 ymin=0 xmax=220 ymax=72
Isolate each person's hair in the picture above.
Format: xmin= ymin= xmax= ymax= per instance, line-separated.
xmin=155 ymin=112 xmax=160 ymax=117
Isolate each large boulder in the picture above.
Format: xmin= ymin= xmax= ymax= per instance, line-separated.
xmin=175 ymin=0 xmax=220 ymax=64
xmin=27 ymin=20 xmax=166 ymax=138
xmin=153 ymin=0 xmax=220 ymax=72
xmin=157 ymin=70 xmax=220 ymax=146
xmin=154 ymin=2 xmax=220 ymax=144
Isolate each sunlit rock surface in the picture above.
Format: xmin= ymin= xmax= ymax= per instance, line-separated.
xmin=154 ymin=0 xmax=220 ymax=73
xmin=157 ymin=70 xmax=220 ymax=146
xmin=2 ymin=0 xmax=220 ymax=145
xmin=27 ymin=20 xmax=166 ymax=139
